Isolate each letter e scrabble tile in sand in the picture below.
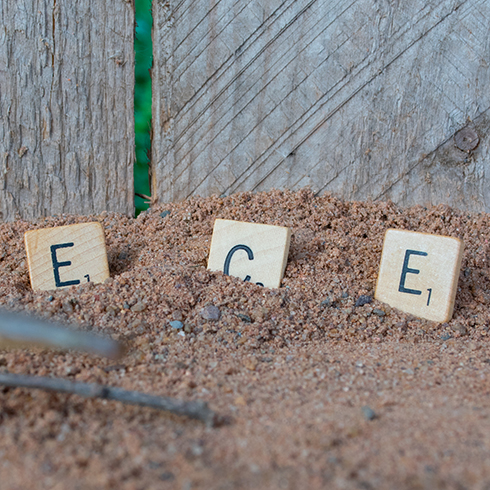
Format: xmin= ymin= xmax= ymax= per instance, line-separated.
xmin=24 ymin=223 xmax=110 ymax=291
xmin=375 ymin=229 xmax=463 ymax=322
xmin=207 ymin=219 xmax=291 ymax=289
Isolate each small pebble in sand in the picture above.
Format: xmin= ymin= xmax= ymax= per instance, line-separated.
xmin=451 ymin=323 xmax=467 ymax=336
xmin=159 ymin=472 xmax=175 ymax=481
xmin=169 ymin=321 xmax=184 ymax=330
xmin=62 ymin=302 xmax=74 ymax=314
xmin=355 ymin=295 xmax=373 ymax=307
xmin=131 ymin=301 xmax=146 ymax=312
xmin=172 ymin=310 xmax=184 ymax=321
xmin=236 ymin=313 xmax=252 ymax=323
xmin=362 ymin=406 xmax=377 ymax=421
xmin=243 ymin=358 xmax=258 ymax=371
xmin=200 ymin=305 xmax=221 ymax=321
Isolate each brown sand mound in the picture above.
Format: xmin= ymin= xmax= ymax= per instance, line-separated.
xmin=0 ymin=188 xmax=490 ymax=489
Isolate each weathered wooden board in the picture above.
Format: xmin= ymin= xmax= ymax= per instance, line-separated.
xmin=152 ymin=0 xmax=490 ymax=212
xmin=0 ymin=0 xmax=134 ymax=221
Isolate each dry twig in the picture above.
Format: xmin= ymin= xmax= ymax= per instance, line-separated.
xmin=0 ymin=311 xmax=224 ymax=426
xmin=0 ymin=373 xmax=220 ymax=426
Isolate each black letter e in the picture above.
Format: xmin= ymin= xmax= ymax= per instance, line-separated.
xmin=51 ymin=243 xmax=81 ymax=288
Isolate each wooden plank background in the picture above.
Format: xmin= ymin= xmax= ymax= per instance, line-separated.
xmin=152 ymin=0 xmax=490 ymax=212
xmin=0 ymin=0 xmax=134 ymax=221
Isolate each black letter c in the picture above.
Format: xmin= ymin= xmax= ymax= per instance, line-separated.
xmin=223 ymin=245 xmax=254 ymax=278
xmin=223 ymin=245 xmax=264 ymax=286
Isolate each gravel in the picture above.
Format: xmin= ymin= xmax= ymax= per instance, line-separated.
xmin=355 ymin=295 xmax=373 ymax=307
xmin=362 ymin=406 xmax=377 ymax=421
xmin=169 ymin=320 xmax=184 ymax=330
xmin=200 ymin=305 xmax=221 ymax=321
xmin=0 ymin=188 xmax=489 ymax=489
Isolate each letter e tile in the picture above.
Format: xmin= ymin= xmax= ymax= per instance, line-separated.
xmin=24 ymin=222 xmax=110 ymax=291
xmin=375 ymin=229 xmax=463 ymax=322
xmin=207 ymin=219 xmax=291 ymax=288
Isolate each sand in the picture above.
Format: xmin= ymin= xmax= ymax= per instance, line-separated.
xmin=0 ymin=188 xmax=490 ymax=489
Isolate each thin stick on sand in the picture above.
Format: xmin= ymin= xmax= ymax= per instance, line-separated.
xmin=0 ymin=373 xmax=220 ymax=426
xmin=0 ymin=310 xmax=223 ymax=426
xmin=0 ymin=309 xmax=123 ymax=359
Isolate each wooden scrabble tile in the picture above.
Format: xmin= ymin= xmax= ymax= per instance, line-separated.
xmin=375 ymin=229 xmax=464 ymax=323
xmin=207 ymin=219 xmax=291 ymax=289
xmin=24 ymin=222 xmax=110 ymax=291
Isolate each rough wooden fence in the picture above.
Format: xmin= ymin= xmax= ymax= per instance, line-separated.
xmin=0 ymin=0 xmax=134 ymax=221
xmin=152 ymin=0 xmax=490 ymax=212
xmin=2 ymin=0 xmax=490 ymax=221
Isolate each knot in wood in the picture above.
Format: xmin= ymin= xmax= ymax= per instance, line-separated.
xmin=454 ymin=127 xmax=479 ymax=153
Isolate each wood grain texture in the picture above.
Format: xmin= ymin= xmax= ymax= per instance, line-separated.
xmin=375 ymin=229 xmax=463 ymax=323
xmin=207 ymin=219 xmax=291 ymax=289
xmin=0 ymin=0 xmax=134 ymax=221
xmin=152 ymin=0 xmax=490 ymax=212
xmin=24 ymin=222 xmax=110 ymax=291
